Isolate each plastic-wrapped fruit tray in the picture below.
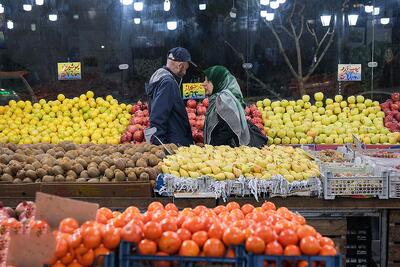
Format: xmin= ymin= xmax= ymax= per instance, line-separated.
xmin=319 ymin=162 xmax=373 ymax=176
xmin=354 ymin=148 xmax=400 ymax=168
xmin=322 ymin=171 xmax=389 ymax=199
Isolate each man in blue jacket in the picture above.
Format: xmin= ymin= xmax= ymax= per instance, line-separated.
xmin=145 ymin=47 xmax=195 ymax=146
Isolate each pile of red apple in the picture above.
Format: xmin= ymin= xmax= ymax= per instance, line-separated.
xmin=120 ymin=101 xmax=149 ymax=143
xmin=186 ymin=99 xmax=208 ymax=144
xmin=245 ymin=104 xmax=265 ymax=133
xmin=381 ymin=93 xmax=400 ymax=132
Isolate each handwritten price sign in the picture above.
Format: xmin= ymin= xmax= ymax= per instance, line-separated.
xmin=337 ymin=64 xmax=361 ymax=81
xmin=57 ymin=62 xmax=82 ymax=80
xmin=182 ymin=83 xmax=206 ymax=100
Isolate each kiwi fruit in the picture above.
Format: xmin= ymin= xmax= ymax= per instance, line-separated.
xmin=136 ymin=158 xmax=148 ymax=168
xmin=42 ymin=175 xmax=55 ymax=182
xmin=72 ymin=164 xmax=84 ymax=174
xmin=26 ymin=170 xmax=37 ymax=180
xmin=148 ymin=155 xmax=160 ymax=167
xmin=36 ymin=168 xmax=47 ymax=178
xmin=126 ymin=148 xmax=136 ymax=155
xmin=115 ymin=158 xmax=126 ymax=170
xmin=145 ymin=168 xmax=158 ymax=180
xmin=99 ymin=177 xmax=110 ymax=183
xmin=66 ymin=170 xmax=78 ymax=179
xmin=50 ymin=166 xmax=64 ymax=176
xmin=13 ymin=153 xmax=26 ymax=162
xmin=114 ymin=170 xmax=126 ymax=181
xmin=125 ymin=160 xmax=136 ymax=168
xmin=55 ymin=175 xmax=65 ymax=182
xmin=60 ymin=159 xmax=73 ymax=171
xmin=55 ymin=151 xmax=64 ymax=159
xmin=139 ymin=172 xmax=150 ymax=181
xmin=13 ymin=178 xmax=22 ymax=184
xmin=23 ymin=178 xmax=33 ymax=183
xmin=32 ymin=161 xmax=42 ymax=170
xmin=87 ymin=167 xmax=100 ymax=178
xmin=98 ymin=162 xmax=109 ymax=174
xmin=134 ymin=167 xmax=145 ymax=177
xmin=127 ymin=172 xmax=137 ymax=181
xmin=65 ymin=175 xmax=77 ymax=182
xmin=1 ymin=174 xmax=13 ymax=182
xmin=88 ymin=178 xmax=99 ymax=183
xmin=155 ymin=150 xmax=166 ymax=159
xmin=23 ymin=164 xmax=35 ymax=171
xmin=80 ymin=170 xmax=89 ymax=178
xmin=76 ymin=178 xmax=87 ymax=183
xmin=16 ymin=170 xmax=25 ymax=179
xmin=76 ymin=158 xmax=88 ymax=169
xmin=104 ymin=169 xmax=114 ymax=179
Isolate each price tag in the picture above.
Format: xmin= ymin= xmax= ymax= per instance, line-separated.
xmin=338 ymin=64 xmax=361 ymax=81
xmin=57 ymin=62 xmax=81 ymax=80
xmin=368 ymin=62 xmax=378 ymax=68
xmin=182 ymin=83 xmax=206 ymax=100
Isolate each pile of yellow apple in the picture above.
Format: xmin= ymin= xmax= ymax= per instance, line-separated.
xmin=0 ymin=91 xmax=132 ymax=144
xmin=257 ymin=92 xmax=400 ymax=145
xmin=159 ymin=145 xmax=320 ymax=182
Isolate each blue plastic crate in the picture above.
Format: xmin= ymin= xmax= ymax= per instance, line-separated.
xmin=119 ymin=241 xmax=246 ymax=267
xmin=95 ymin=252 xmax=116 ymax=267
xmin=248 ymin=254 xmax=342 ymax=267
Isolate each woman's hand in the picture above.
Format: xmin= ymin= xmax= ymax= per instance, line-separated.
xmin=202 ymin=77 xmax=214 ymax=96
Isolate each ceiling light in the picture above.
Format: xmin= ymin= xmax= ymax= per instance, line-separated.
xmin=134 ymin=17 xmax=141 ymax=24
xmin=133 ymin=1 xmax=143 ymax=11
xmin=167 ymin=21 xmax=177 ymax=30
xmin=31 ymin=24 xmax=36 ymax=31
xmin=320 ymin=15 xmax=332 ymax=26
xmin=348 ymin=14 xmax=358 ymax=26
xmin=260 ymin=0 xmax=269 ymax=5
xmin=230 ymin=7 xmax=237 ymax=18
xmin=380 ymin=17 xmax=390 ymax=25
xmin=0 ymin=5 xmax=4 ymax=14
xmin=23 ymin=4 xmax=32 ymax=11
xmin=365 ymin=5 xmax=373 ymax=13
xmin=266 ymin=12 xmax=275 ymax=21
xmin=260 ymin=10 xmax=267 ymax=17
xmin=164 ymin=0 xmax=171 ymax=11
xmin=373 ymin=7 xmax=380 ymax=15
xmin=35 ymin=0 xmax=44 ymax=5
xmin=278 ymin=0 xmax=286 ymax=3
xmin=120 ymin=0 xmax=133 ymax=5
xmin=101 ymin=45 xmax=105 ymax=49
xmin=270 ymin=1 xmax=279 ymax=9
xmin=199 ymin=4 xmax=206 ymax=10
xmin=73 ymin=14 xmax=79 ymax=20
xmin=49 ymin=14 xmax=58 ymax=21
xmin=7 ymin=20 xmax=14 ymax=29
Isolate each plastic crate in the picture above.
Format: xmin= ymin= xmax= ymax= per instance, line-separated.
xmin=248 ymin=255 xmax=342 ymax=267
xmin=319 ymin=162 xmax=372 ymax=176
xmin=322 ymin=171 xmax=389 ymax=199
xmin=119 ymin=241 xmax=246 ymax=267
xmin=389 ymin=171 xmax=400 ymax=198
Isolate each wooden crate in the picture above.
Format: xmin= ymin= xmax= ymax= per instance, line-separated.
xmin=39 ymin=182 xmax=152 ymax=198
xmin=389 ymin=210 xmax=400 ymax=263
xmin=0 ymin=183 xmax=40 ymax=198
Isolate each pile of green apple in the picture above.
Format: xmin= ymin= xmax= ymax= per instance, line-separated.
xmin=257 ymin=92 xmax=400 ymax=145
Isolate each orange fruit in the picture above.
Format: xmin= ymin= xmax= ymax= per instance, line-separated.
xmin=160 ymin=217 xmax=178 ymax=232
xmin=193 ymin=205 xmax=208 ymax=216
xmin=203 ymin=238 xmax=226 ymax=257
xmin=207 ymin=223 xmax=223 ymax=240
xmin=226 ymin=202 xmax=240 ymax=211
xmin=319 ymin=237 xmax=334 ymax=247
xmin=165 ymin=203 xmax=178 ymax=212
xmin=213 ymin=205 xmax=228 ymax=214
xmin=177 ymin=228 xmax=192 ymax=241
xmin=297 ymin=225 xmax=317 ymax=239
xmin=262 ymin=201 xmax=276 ymax=211
xmin=265 ymin=241 xmax=283 ymax=255
xmin=222 ymin=227 xmax=245 ymax=246
xmin=245 ymin=236 xmax=265 ymax=254
xmin=241 ymin=204 xmax=254 ymax=215
xmin=55 ymin=238 xmax=68 ymax=258
xmin=152 ymin=210 xmax=168 ymax=222
xmin=138 ymin=239 xmax=157 ymax=255
xmin=255 ymin=225 xmax=278 ymax=244
xmin=121 ymin=221 xmax=143 ymax=243
xmin=158 ymin=231 xmax=182 ymax=254
xmin=143 ymin=221 xmax=162 ymax=240
xmin=284 ymin=245 xmax=301 ymax=256
xmin=179 ymin=240 xmax=200 ymax=256
xmin=278 ymin=229 xmax=299 ymax=247
xmin=300 ymin=236 xmax=321 ymax=255
xmin=182 ymin=216 xmax=205 ymax=233
xmin=59 ymin=218 xmax=79 ymax=234
xmin=148 ymin=201 xmax=164 ymax=211
xmin=320 ymin=245 xmax=337 ymax=256
xmin=192 ymin=231 xmax=208 ymax=248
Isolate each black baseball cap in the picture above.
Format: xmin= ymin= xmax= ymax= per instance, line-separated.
xmin=167 ymin=47 xmax=198 ymax=68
